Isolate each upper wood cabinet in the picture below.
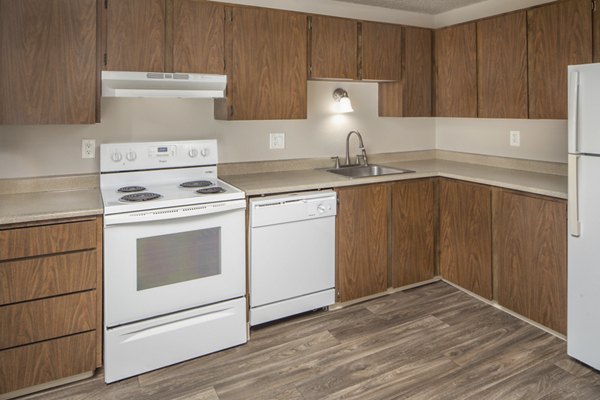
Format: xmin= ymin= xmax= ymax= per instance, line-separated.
xmin=594 ymin=1 xmax=600 ymax=63
xmin=361 ymin=22 xmax=402 ymax=81
xmin=477 ymin=11 xmax=528 ymax=119
xmin=105 ymin=0 xmax=166 ymax=72
xmin=439 ymin=179 xmax=492 ymax=300
xmin=0 ymin=0 xmax=97 ymax=125
xmin=391 ymin=179 xmax=435 ymax=288
xmin=435 ymin=23 xmax=477 ymax=117
xmin=528 ymin=0 xmax=592 ymax=119
xmin=309 ymin=15 xmax=358 ymax=80
xmin=215 ymin=7 xmax=307 ymax=120
xmin=336 ymin=184 xmax=389 ymax=303
xmin=379 ymin=26 xmax=432 ymax=117
xmin=493 ymin=190 xmax=567 ymax=334
xmin=173 ymin=0 xmax=225 ymax=74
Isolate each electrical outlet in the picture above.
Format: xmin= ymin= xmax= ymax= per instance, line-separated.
xmin=270 ymin=133 xmax=285 ymax=150
xmin=82 ymin=139 xmax=96 ymax=159
xmin=510 ymin=131 xmax=520 ymax=147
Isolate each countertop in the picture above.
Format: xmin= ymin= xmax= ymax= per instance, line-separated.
xmin=0 ymin=188 xmax=103 ymax=225
xmin=221 ymin=159 xmax=568 ymax=199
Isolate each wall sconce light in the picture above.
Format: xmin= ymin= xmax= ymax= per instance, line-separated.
xmin=333 ymin=88 xmax=354 ymax=113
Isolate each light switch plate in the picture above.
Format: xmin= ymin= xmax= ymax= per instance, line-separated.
xmin=510 ymin=131 xmax=520 ymax=147
xmin=270 ymin=133 xmax=285 ymax=150
xmin=82 ymin=139 xmax=96 ymax=159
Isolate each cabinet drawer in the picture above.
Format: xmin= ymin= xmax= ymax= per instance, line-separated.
xmin=0 ymin=220 xmax=96 ymax=261
xmin=0 ymin=251 xmax=96 ymax=305
xmin=0 ymin=291 xmax=96 ymax=350
xmin=0 ymin=331 xmax=95 ymax=395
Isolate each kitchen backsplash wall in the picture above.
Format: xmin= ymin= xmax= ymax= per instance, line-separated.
xmin=0 ymin=81 xmax=435 ymax=179
xmin=436 ymin=118 xmax=567 ymax=164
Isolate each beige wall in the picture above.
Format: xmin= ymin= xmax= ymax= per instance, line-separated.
xmin=0 ymin=81 xmax=435 ymax=179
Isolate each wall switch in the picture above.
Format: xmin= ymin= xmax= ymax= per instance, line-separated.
xmin=82 ymin=139 xmax=96 ymax=159
xmin=270 ymin=133 xmax=285 ymax=150
xmin=510 ymin=131 xmax=521 ymax=147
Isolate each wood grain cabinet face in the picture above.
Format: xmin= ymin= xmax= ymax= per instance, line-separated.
xmin=595 ymin=1 xmax=600 ymax=63
xmin=493 ymin=190 xmax=567 ymax=334
xmin=105 ymin=0 xmax=166 ymax=72
xmin=435 ymin=23 xmax=477 ymax=118
xmin=0 ymin=0 xmax=97 ymax=125
xmin=309 ymin=15 xmax=358 ymax=80
xmin=391 ymin=180 xmax=435 ymax=288
xmin=439 ymin=179 xmax=492 ymax=299
xmin=215 ymin=7 xmax=307 ymax=120
xmin=173 ymin=0 xmax=225 ymax=74
xmin=336 ymin=184 xmax=389 ymax=302
xmin=379 ymin=26 xmax=432 ymax=117
xmin=527 ymin=0 xmax=592 ymax=119
xmin=477 ymin=11 xmax=528 ymax=119
xmin=361 ymin=22 xmax=402 ymax=81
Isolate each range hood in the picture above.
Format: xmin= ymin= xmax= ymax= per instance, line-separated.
xmin=102 ymin=71 xmax=227 ymax=98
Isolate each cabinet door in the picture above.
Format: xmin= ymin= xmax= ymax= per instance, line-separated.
xmin=309 ymin=15 xmax=358 ymax=80
xmin=439 ymin=179 xmax=492 ymax=299
xmin=477 ymin=11 xmax=528 ymax=119
xmin=216 ymin=7 xmax=307 ymax=120
xmin=391 ymin=179 xmax=435 ymax=288
xmin=0 ymin=0 xmax=96 ymax=125
xmin=494 ymin=190 xmax=567 ymax=334
xmin=173 ymin=0 xmax=225 ymax=74
xmin=361 ymin=22 xmax=402 ymax=81
xmin=336 ymin=184 xmax=388 ymax=302
xmin=528 ymin=0 xmax=592 ymax=119
xmin=105 ymin=0 xmax=166 ymax=72
xmin=379 ymin=26 xmax=432 ymax=117
xmin=435 ymin=23 xmax=477 ymax=117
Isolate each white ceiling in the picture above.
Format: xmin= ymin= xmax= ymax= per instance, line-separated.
xmin=333 ymin=0 xmax=489 ymax=15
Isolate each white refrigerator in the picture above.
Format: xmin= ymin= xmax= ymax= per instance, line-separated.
xmin=568 ymin=63 xmax=600 ymax=370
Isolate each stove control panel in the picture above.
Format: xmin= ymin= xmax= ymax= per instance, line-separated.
xmin=100 ymin=140 xmax=218 ymax=172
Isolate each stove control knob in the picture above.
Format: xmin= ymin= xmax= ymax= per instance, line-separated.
xmin=188 ymin=148 xmax=199 ymax=158
xmin=200 ymin=148 xmax=210 ymax=157
xmin=126 ymin=151 xmax=137 ymax=162
xmin=111 ymin=151 xmax=123 ymax=162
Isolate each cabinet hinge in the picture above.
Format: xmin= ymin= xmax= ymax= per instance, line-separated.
xmin=308 ymin=18 xmax=312 ymax=30
xmin=593 ymin=0 xmax=597 ymax=12
xmin=229 ymin=106 xmax=234 ymax=117
xmin=103 ymin=53 xmax=107 ymax=66
xmin=104 ymin=0 xmax=108 ymax=9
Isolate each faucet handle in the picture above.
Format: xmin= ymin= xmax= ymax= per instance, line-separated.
xmin=331 ymin=156 xmax=340 ymax=169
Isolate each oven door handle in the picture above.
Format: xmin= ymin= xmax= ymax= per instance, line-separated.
xmin=104 ymin=199 xmax=246 ymax=226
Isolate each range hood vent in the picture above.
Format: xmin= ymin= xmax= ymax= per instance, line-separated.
xmin=102 ymin=71 xmax=227 ymax=98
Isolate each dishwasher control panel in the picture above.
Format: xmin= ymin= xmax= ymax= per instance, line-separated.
xmin=249 ymin=191 xmax=337 ymax=228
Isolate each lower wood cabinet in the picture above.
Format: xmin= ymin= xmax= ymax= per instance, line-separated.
xmin=493 ymin=189 xmax=567 ymax=334
xmin=439 ymin=179 xmax=492 ymax=299
xmin=336 ymin=184 xmax=389 ymax=302
xmin=0 ymin=216 xmax=102 ymax=398
xmin=391 ymin=179 xmax=435 ymax=287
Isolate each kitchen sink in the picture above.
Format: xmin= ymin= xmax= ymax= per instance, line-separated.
xmin=325 ymin=164 xmax=414 ymax=178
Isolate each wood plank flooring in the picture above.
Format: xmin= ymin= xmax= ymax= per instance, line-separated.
xmin=21 ymin=282 xmax=600 ymax=400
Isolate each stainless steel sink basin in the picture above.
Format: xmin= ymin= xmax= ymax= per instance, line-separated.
xmin=325 ymin=164 xmax=414 ymax=178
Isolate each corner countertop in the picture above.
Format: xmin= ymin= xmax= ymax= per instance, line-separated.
xmin=0 ymin=188 xmax=103 ymax=226
xmin=221 ymin=159 xmax=568 ymax=199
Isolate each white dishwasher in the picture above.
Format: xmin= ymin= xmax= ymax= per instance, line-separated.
xmin=249 ymin=190 xmax=337 ymax=326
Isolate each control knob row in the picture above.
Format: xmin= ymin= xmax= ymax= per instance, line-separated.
xmin=111 ymin=151 xmax=137 ymax=162
xmin=188 ymin=148 xmax=210 ymax=158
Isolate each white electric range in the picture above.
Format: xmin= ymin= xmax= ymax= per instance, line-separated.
xmin=99 ymin=140 xmax=247 ymax=383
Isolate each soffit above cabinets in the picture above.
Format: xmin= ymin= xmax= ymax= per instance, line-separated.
xmin=332 ymin=0 xmax=488 ymax=15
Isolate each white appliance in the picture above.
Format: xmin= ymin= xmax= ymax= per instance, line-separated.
xmin=100 ymin=140 xmax=247 ymax=383
xmin=102 ymin=71 xmax=227 ymax=98
xmin=249 ymin=191 xmax=337 ymax=326
xmin=567 ymin=63 xmax=600 ymax=370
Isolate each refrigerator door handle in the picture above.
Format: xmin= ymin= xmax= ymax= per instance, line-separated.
xmin=569 ymin=154 xmax=581 ymax=237
xmin=568 ymin=70 xmax=580 ymax=154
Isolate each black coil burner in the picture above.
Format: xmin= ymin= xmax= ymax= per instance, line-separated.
xmin=118 ymin=186 xmax=146 ymax=193
xmin=120 ymin=192 xmax=161 ymax=202
xmin=180 ymin=180 xmax=212 ymax=188
xmin=196 ymin=187 xmax=226 ymax=194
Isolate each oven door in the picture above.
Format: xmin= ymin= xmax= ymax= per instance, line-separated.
xmin=104 ymin=200 xmax=246 ymax=327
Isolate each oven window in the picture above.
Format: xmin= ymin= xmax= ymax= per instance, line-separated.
xmin=136 ymin=227 xmax=221 ymax=291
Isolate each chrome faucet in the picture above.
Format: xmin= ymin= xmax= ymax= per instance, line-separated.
xmin=345 ymin=130 xmax=368 ymax=167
